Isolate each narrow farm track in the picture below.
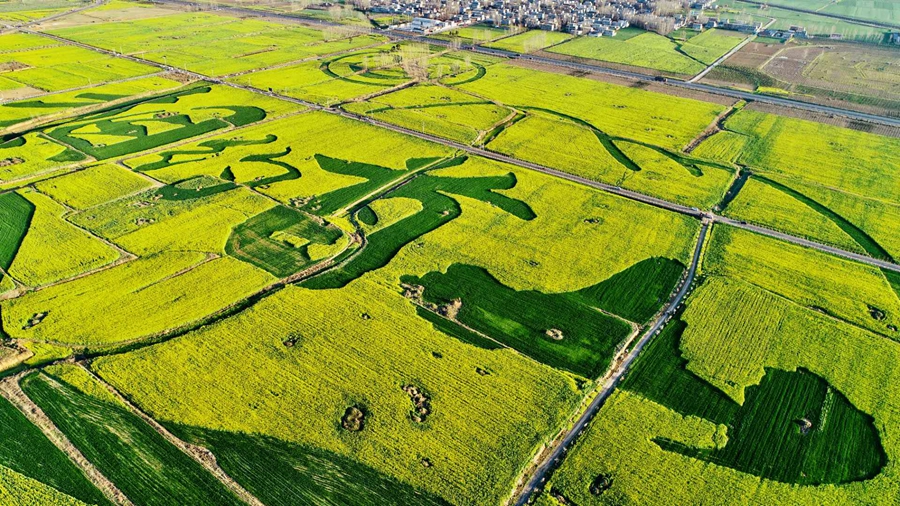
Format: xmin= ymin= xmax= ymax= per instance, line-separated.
xmin=0 ymin=373 xmax=133 ymax=506
xmin=28 ymin=28 xmax=900 ymax=276
xmin=78 ymin=364 xmax=266 ymax=506
xmin=513 ymin=220 xmax=710 ymax=506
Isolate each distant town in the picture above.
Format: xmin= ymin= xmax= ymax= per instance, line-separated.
xmin=372 ymin=0 xmax=899 ymax=42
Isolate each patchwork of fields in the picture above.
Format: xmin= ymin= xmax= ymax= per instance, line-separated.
xmin=0 ymin=1 xmax=894 ymax=506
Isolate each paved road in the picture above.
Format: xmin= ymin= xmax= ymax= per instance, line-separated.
xmin=513 ymin=221 xmax=709 ymax=506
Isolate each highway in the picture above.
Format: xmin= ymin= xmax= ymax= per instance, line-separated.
xmin=513 ymin=220 xmax=709 ymax=506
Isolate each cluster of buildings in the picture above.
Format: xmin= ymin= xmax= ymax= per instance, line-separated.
xmin=379 ymin=0 xmax=658 ymax=36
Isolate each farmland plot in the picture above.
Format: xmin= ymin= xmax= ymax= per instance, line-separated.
xmin=0 ymin=388 xmax=108 ymax=505
xmin=400 ymin=260 xmax=680 ymax=377
xmin=46 ymin=84 xmax=301 ymax=160
xmin=0 ymin=133 xmax=85 ymax=183
xmin=226 ymin=205 xmax=344 ymax=278
xmin=485 ymin=110 xmax=733 ymax=208
xmin=547 ymin=29 xmax=706 ymax=75
xmin=701 ymin=109 xmax=900 ymax=204
xmin=49 ymin=11 xmax=387 ymax=76
xmin=723 ymin=175 xmax=900 ymax=262
xmin=92 ymin=279 xmax=583 ymax=506
xmin=70 ymin=176 xmax=275 ymax=256
xmin=431 ymin=25 xmax=509 ymax=44
xmin=0 ymin=42 xmax=157 ymax=93
xmin=379 ymin=156 xmax=698 ymax=294
xmin=2 ymin=251 xmax=274 ymax=346
xmin=342 ymin=84 xmax=512 ymax=144
xmin=0 ymin=75 xmax=182 ymax=130
xmin=21 ymin=367 xmax=244 ymax=505
xmin=544 ymin=228 xmax=900 ymax=505
xmin=456 ymin=63 xmax=725 ymax=150
xmin=34 ymin=163 xmax=153 ymax=209
xmin=483 ymin=30 xmax=573 ymax=53
xmin=8 ymin=188 xmax=119 ymax=286
xmin=124 ymin=112 xmax=451 ymax=205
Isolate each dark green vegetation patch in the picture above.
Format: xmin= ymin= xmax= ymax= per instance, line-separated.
xmin=0 ymin=393 xmax=109 ymax=505
xmin=402 ymin=261 xmax=681 ymax=377
xmin=0 ymin=191 xmax=34 ymax=271
xmin=624 ymin=319 xmax=886 ymax=485
xmin=304 ymin=167 xmax=535 ymax=290
xmin=226 ymin=205 xmax=344 ymax=278
xmin=21 ymin=373 xmax=245 ymax=506
xmin=171 ymin=427 xmax=450 ymax=506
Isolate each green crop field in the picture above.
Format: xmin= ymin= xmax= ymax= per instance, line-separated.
xmin=483 ymin=30 xmax=573 ymax=53
xmin=49 ymin=11 xmax=387 ymax=76
xmin=0 ymin=386 xmax=108 ymax=505
xmin=21 ymin=367 xmax=245 ymax=505
xmin=0 ymin=74 xmax=183 ymax=130
xmin=225 ymin=205 xmax=344 ymax=277
xmin=0 ymin=4 xmax=891 ymax=505
xmin=714 ymin=0 xmax=889 ymax=42
xmin=432 ymin=25 xmax=509 ymax=44
xmin=399 ymin=260 xmax=679 ymax=377
xmin=46 ymin=84 xmax=301 ymax=160
xmin=342 ymin=84 xmax=512 ymax=144
xmin=547 ymin=30 xmax=705 ymax=75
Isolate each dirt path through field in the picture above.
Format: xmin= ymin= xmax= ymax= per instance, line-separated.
xmin=0 ymin=372 xmax=133 ymax=505
xmin=78 ymin=364 xmax=265 ymax=506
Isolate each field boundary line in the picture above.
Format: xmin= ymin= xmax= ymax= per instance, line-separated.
xmin=78 ymin=363 xmax=266 ymax=506
xmin=0 ymin=371 xmax=133 ymax=505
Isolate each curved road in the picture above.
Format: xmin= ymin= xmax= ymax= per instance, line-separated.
xmin=514 ymin=221 xmax=709 ymax=505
